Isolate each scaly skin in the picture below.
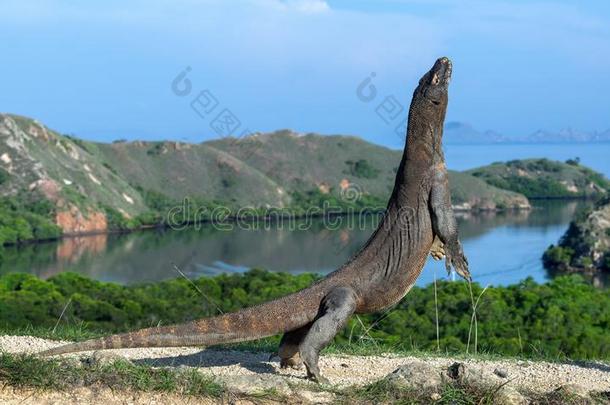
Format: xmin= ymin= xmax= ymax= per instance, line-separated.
xmin=38 ymin=57 xmax=470 ymax=383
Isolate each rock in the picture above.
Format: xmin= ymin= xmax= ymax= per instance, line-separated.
xmin=446 ymin=362 xmax=525 ymax=405
xmin=83 ymin=351 xmax=130 ymax=367
xmin=495 ymin=387 xmax=527 ymax=405
xmin=494 ymin=368 xmax=509 ymax=378
xmin=386 ymin=361 xmax=444 ymax=390
xmin=446 ymin=362 xmax=502 ymax=386
xmin=430 ymin=392 xmax=442 ymax=401
xmin=554 ymin=384 xmax=591 ymax=401
xmin=298 ymin=390 xmax=335 ymax=404
xmin=223 ymin=374 xmax=292 ymax=396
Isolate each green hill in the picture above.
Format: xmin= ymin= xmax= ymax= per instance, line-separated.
xmin=467 ymin=158 xmax=610 ymax=199
xmin=0 ymin=113 xmax=530 ymax=243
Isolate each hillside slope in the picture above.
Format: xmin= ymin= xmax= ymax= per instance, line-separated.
xmin=207 ymin=132 xmax=530 ymax=210
xmin=0 ymin=114 xmax=147 ymax=235
xmin=1 ymin=113 xmax=530 ymax=240
xmin=95 ymin=140 xmax=289 ymax=207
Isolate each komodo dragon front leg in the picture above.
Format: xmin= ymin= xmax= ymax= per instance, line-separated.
xmin=430 ymin=163 xmax=471 ymax=280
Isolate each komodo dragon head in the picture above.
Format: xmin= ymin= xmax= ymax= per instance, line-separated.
xmin=417 ymin=56 xmax=451 ymax=106
xmin=407 ymin=57 xmax=452 ymax=152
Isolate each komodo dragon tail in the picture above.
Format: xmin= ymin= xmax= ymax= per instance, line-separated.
xmin=39 ymin=285 xmax=324 ymax=356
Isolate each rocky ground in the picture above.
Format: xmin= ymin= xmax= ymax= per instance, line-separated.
xmin=2 ymin=336 xmax=610 ymax=404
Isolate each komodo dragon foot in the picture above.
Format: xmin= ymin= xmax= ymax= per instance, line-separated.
xmin=429 ymin=236 xmax=445 ymax=261
xmin=277 ymin=325 xmax=310 ymax=369
xmin=445 ymin=239 xmax=471 ymax=281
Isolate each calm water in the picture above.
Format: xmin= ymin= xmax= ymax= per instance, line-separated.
xmin=0 ymin=200 xmax=593 ymax=287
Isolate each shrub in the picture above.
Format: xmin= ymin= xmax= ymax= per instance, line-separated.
xmin=345 ymin=159 xmax=380 ymax=179
xmin=0 ymin=197 xmax=61 ymax=245
xmin=542 ymin=245 xmax=574 ymax=268
xmin=0 ymin=168 xmax=9 ymax=185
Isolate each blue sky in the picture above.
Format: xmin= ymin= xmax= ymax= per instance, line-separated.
xmin=1 ymin=0 xmax=609 ymax=147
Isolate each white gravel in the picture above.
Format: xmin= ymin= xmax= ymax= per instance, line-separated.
xmin=2 ymin=335 xmax=610 ymax=394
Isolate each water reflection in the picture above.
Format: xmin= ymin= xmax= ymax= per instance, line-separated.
xmin=0 ymin=200 xmax=593 ymax=286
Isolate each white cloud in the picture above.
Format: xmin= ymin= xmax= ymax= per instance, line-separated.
xmin=282 ymin=0 xmax=330 ymax=14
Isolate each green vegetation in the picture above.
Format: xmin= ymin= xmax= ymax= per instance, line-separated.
xmin=0 ymin=196 xmax=61 ymax=246
xmin=447 ymin=171 xmax=528 ymax=210
xmin=101 ymin=205 xmax=160 ymax=232
xmin=468 ymin=158 xmax=610 ymax=199
xmin=289 ymin=188 xmax=386 ymax=215
xmin=146 ymin=142 xmax=166 ymax=156
xmin=543 ymin=246 xmax=575 ymax=269
xmin=0 ymin=168 xmax=9 ymax=185
xmin=344 ymin=159 xmax=380 ymax=179
xmin=0 ymin=194 xmax=61 ymax=270
xmin=2 ymin=270 xmax=610 ymax=360
xmin=101 ymin=161 xmax=118 ymax=176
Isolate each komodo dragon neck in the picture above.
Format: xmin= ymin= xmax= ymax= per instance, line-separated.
xmin=323 ymin=59 xmax=452 ymax=313
xmin=39 ymin=58 xmax=470 ymax=384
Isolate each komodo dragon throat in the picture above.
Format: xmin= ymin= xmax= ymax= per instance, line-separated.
xmin=39 ymin=57 xmax=470 ymax=383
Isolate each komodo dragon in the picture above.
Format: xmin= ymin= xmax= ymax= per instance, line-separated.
xmin=39 ymin=57 xmax=470 ymax=383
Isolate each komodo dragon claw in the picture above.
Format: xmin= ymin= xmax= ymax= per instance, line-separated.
xmin=429 ymin=236 xmax=446 ymax=260
xmin=445 ymin=240 xmax=471 ymax=281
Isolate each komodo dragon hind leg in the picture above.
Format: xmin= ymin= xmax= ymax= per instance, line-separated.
xmin=299 ymin=287 xmax=357 ymax=384
xmin=277 ymin=324 xmax=311 ymax=369
xmin=429 ymin=235 xmax=445 ymax=261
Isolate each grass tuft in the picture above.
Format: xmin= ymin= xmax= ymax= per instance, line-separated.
xmin=0 ymin=352 xmax=224 ymax=398
xmin=336 ymin=379 xmax=503 ymax=405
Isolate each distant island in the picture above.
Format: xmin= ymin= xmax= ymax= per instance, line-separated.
xmin=444 ymin=121 xmax=610 ymax=144
xmin=1 ymin=113 xmax=608 ymax=246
